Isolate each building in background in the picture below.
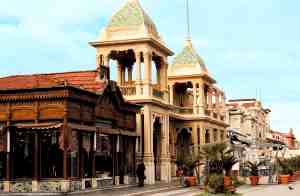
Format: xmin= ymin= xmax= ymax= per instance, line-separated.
xmin=269 ymin=128 xmax=297 ymax=150
xmin=226 ymin=99 xmax=271 ymax=142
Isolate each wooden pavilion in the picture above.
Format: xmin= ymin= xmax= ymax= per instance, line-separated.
xmin=0 ymin=70 xmax=140 ymax=193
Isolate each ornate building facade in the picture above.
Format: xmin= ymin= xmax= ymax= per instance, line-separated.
xmin=89 ymin=0 xmax=228 ymax=184
xmin=226 ymin=99 xmax=271 ymax=142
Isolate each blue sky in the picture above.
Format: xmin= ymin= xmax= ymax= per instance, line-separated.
xmin=0 ymin=0 xmax=299 ymax=138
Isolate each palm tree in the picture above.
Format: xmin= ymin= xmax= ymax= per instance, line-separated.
xmin=223 ymin=154 xmax=238 ymax=176
xmin=199 ymin=143 xmax=235 ymax=174
xmin=245 ymin=161 xmax=265 ymax=176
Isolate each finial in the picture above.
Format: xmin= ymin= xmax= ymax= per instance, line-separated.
xmin=186 ymin=0 xmax=191 ymax=41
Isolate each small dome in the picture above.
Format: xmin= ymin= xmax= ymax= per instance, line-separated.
xmin=169 ymin=39 xmax=208 ymax=77
xmin=99 ymin=0 xmax=162 ymax=42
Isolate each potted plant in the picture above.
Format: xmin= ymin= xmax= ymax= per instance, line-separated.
xmin=288 ymin=158 xmax=297 ymax=182
xmin=222 ymin=154 xmax=238 ymax=188
xmin=177 ymin=153 xmax=202 ymax=187
xmin=245 ymin=161 xmax=265 ymax=186
xmin=295 ymin=156 xmax=300 ymax=180
xmin=277 ymin=158 xmax=293 ymax=184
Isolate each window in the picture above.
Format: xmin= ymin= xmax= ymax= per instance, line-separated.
xmin=220 ymin=131 xmax=224 ymax=142
xmin=205 ymin=130 xmax=210 ymax=144
xmin=213 ymin=129 xmax=218 ymax=142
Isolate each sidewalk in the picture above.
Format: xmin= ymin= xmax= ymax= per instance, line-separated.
xmin=237 ymin=181 xmax=300 ymax=196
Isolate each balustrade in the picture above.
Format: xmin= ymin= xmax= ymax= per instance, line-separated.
xmin=120 ymin=85 xmax=136 ymax=96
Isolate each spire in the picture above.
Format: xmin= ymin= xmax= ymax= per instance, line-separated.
xmin=186 ymin=0 xmax=191 ymax=41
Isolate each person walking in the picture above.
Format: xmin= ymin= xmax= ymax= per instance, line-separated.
xmin=136 ymin=163 xmax=146 ymax=187
xmin=178 ymin=167 xmax=185 ymax=187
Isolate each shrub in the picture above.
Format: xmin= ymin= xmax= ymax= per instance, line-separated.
xmin=207 ymin=173 xmax=224 ymax=194
xmin=245 ymin=161 xmax=265 ymax=176
xmin=277 ymin=158 xmax=293 ymax=175
xmin=231 ymin=175 xmax=246 ymax=187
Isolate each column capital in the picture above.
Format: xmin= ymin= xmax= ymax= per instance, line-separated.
xmin=142 ymin=49 xmax=153 ymax=57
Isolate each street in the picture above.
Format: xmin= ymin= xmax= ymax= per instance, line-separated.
xmin=72 ymin=181 xmax=300 ymax=196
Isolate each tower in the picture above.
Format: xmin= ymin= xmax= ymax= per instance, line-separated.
xmin=90 ymin=0 xmax=174 ymax=184
xmin=167 ymin=0 xmax=228 ymax=177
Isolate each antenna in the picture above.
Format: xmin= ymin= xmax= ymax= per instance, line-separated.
xmin=186 ymin=0 xmax=191 ymax=40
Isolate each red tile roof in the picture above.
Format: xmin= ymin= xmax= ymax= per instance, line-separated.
xmin=241 ymin=102 xmax=256 ymax=108
xmin=0 ymin=70 xmax=106 ymax=93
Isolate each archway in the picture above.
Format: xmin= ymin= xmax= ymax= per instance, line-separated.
xmin=153 ymin=117 xmax=161 ymax=181
xmin=176 ymin=128 xmax=192 ymax=176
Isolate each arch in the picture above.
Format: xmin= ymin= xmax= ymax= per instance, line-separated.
xmin=176 ymin=128 xmax=192 ymax=166
xmin=153 ymin=117 xmax=162 ymax=181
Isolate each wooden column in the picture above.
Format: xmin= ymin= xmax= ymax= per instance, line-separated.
xmin=63 ymin=101 xmax=69 ymax=180
xmin=33 ymin=132 xmax=39 ymax=180
xmin=78 ymin=132 xmax=83 ymax=179
xmin=91 ymin=133 xmax=96 ymax=178
xmin=63 ymin=134 xmax=68 ymax=180
xmin=5 ymin=127 xmax=11 ymax=181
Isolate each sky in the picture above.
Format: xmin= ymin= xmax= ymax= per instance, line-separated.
xmin=0 ymin=0 xmax=299 ymax=138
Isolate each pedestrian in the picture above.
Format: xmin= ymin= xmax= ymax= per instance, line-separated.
xmin=136 ymin=163 xmax=146 ymax=187
xmin=179 ymin=167 xmax=185 ymax=187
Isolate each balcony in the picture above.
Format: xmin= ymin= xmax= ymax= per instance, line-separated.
xmin=120 ymin=84 xmax=165 ymax=101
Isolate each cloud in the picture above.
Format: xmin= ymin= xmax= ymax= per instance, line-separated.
xmin=0 ymin=0 xmax=299 ymax=139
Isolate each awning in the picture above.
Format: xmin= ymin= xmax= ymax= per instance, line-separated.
xmin=12 ymin=123 xmax=63 ymax=130
xmin=68 ymin=123 xmax=96 ymax=132
xmin=97 ymin=127 xmax=137 ymax=137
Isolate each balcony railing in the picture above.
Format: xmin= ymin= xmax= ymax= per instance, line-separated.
xmin=120 ymin=85 xmax=136 ymax=96
xmin=173 ymin=106 xmax=193 ymax=115
xmin=152 ymin=88 xmax=164 ymax=99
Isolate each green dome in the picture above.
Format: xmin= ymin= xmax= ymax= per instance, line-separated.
xmin=106 ymin=0 xmax=160 ymax=40
xmin=173 ymin=40 xmax=206 ymax=67
xmin=169 ymin=40 xmax=208 ymax=77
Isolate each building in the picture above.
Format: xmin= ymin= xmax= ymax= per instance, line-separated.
xmin=90 ymin=0 xmax=228 ymax=184
xmin=269 ymin=129 xmax=297 ymax=150
xmin=0 ymin=72 xmax=140 ymax=192
xmin=0 ymin=0 xmax=229 ymax=192
xmin=226 ymin=99 xmax=271 ymax=142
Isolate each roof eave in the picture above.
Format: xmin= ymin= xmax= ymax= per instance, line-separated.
xmin=89 ymin=38 xmax=174 ymax=56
